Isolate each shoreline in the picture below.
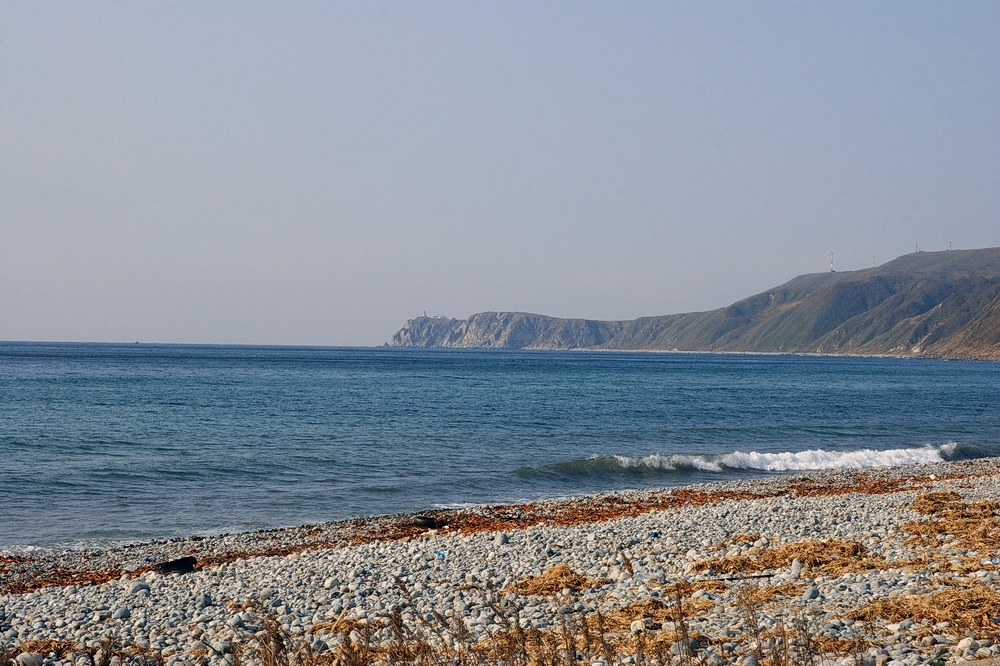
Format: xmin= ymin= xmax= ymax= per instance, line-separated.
xmin=391 ymin=344 xmax=1000 ymax=362
xmin=2 ymin=460 xmax=985 ymax=595
xmin=4 ymin=459 xmax=997 ymax=594
xmin=5 ymin=340 xmax=998 ymax=362
xmin=5 ymin=458 xmax=1000 ymax=665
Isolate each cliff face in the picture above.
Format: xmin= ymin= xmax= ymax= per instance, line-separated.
xmin=389 ymin=247 xmax=1000 ymax=360
xmin=390 ymin=312 xmax=625 ymax=350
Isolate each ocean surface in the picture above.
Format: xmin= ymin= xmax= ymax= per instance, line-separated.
xmin=2 ymin=343 xmax=999 ymax=550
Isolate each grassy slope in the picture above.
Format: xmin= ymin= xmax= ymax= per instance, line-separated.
xmin=598 ymin=247 xmax=1000 ymax=359
xmin=390 ymin=248 xmax=1000 ymax=359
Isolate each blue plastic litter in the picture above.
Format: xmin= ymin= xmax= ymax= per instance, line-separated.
xmin=435 ymin=550 xmax=447 ymax=559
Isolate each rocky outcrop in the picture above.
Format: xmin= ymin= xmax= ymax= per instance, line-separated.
xmin=390 ymin=312 xmax=625 ymax=350
xmin=389 ymin=247 xmax=1000 ymax=360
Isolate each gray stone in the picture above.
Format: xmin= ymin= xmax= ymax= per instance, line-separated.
xmin=704 ymin=653 xmax=724 ymax=666
xmin=957 ymin=638 xmax=978 ymax=651
xmin=670 ymin=638 xmax=700 ymax=657
xmin=802 ymin=587 xmax=821 ymax=601
xmin=14 ymin=653 xmax=44 ymax=666
xmin=112 ymin=607 xmax=130 ymax=620
xmin=127 ymin=581 xmax=150 ymax=596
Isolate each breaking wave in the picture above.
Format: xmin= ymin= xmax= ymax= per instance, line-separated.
xmin=529 ymin=442 xmax=980 ymax=481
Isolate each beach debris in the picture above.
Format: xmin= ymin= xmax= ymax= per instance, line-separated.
xmin=155 ymin=556 xmax=197 ymax=574
xmin=435 ymin=550 xmax=446 ymax=559
xmin=852 ymin=584 xmax=1000 ymax=632
xmin=413 ymin=515 xmax=438 ymax=528
xmin=901 ymin=492 xmax=1000 ymax=554
xmin=619 ymin=550 xmax=635 ymax=577
xmin=693 ymin=539 xmax=870 ymax=575
xmin=504 ymin=563 xmax=605 ymax=596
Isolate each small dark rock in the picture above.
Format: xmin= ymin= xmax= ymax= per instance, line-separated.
xmin=155 ymin=556 xmax=197 ymax=574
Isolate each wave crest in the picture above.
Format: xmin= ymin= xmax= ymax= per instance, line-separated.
xmin=538 ymin=443 xmax=963 ymax=480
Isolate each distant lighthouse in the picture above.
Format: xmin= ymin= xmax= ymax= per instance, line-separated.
xmin=830 ymin=250 xmax=836 ymax=273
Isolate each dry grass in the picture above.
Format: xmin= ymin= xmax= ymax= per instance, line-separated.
xmin=503 ymin=564 xmax=606 ymax=596
xmin=851 ymin=584 xmax=1000 ymax=633
xmin=595 ymin=597 xmax=715 ymax=636
xmin=908 ymin=491 xmax=964 ymax=514
xmin=729 ymin=533 xmax=761 ymax=544
xmin=4 ymin=637 xmax=168 ymax=666
xmin=10 ymin=640 xmax=80 ymax=658
xmin=901 ymin=492 xmax=1000 ymax=555
xmin=756 ymin=582 xmax=808 ymax=602
xmin=909 ymin=492 xmax=998 ymax=519
xmin=0 ymin=575 xmax=906 ymax=666
xmin=0 ymin=574 xmax=841 ymax=666
xmin=594 ymin=598 xmax=676 ymax=633
xmin=693 ymin=539 xmax=871 ymax=575
xmin=676 ymin=579 xmax=729 ymax=594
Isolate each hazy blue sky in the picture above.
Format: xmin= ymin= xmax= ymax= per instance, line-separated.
xmin=2 ymin=2 xmax=997 ymax=345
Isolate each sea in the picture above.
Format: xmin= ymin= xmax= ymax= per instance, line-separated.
xmin=2 ymin=342 xmax=999 ymax=551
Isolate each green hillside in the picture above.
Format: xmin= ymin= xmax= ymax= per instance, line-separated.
xmin=390 ymin=247 xmax=1000 ymax=360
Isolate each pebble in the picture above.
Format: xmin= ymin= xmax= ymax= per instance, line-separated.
xmin=3 ymin=459 xmax=1000 ymax=666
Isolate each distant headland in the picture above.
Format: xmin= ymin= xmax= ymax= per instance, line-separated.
xmin=389 ymin=247 xmax=1000 ymax=360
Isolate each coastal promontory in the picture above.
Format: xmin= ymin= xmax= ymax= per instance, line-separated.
xmin=390 ymin=247 xmax=1000 ymax=360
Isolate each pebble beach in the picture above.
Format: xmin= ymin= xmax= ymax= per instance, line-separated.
xmin=6 ymin=459 xmax=1000 ymax=666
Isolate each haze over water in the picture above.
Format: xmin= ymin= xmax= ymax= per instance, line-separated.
xmin=2 ymin=343 xmax=999 ymax=550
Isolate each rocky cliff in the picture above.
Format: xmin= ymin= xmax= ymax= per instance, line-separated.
xmin=390 ymin=311 xmax=624 ymax=350
xmin=389 ymin=247 xmax=1000 ymax=360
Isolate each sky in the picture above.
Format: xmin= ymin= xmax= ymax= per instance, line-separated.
xmin=1 ymin=2 xmax=998 ymax=346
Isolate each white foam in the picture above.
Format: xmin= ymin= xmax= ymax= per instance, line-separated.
xmin=611 ymin=453 xmax=724 ymax=472
xmin=609 ymin=443 xmax=958 ymax=473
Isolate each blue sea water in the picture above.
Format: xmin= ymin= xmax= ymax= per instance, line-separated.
xmin=1 ymin=343 xmax=999 ymax=549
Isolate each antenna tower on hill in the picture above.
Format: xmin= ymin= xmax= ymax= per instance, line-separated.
xmin=830 ymin=250 xmax=835 ymax=273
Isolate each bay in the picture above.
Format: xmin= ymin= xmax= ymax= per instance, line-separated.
xmin=1 ymin=342 xmax=998 ymax=549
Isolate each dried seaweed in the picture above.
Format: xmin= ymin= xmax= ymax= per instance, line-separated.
xmin=902 ymin=493 xmax=1000 ymax=555
xmin=851 ymin=585 xmax=1000 ymax=633
xmin=503 ymin=564 xmax=606 ymax=596
xmin=693 ymin=540 xmax=869 ymax=575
